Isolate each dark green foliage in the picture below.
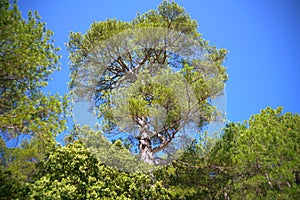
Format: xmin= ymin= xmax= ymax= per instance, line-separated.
xmin=0 ymin=137 xmax=28 ymax=200
xmin=224 ymin=107 xmax=300 ymax=199
xmin=0 ymin=166 xmax=28 ymax=199
xmin=157 ymin=107 xmax=300 ymax=199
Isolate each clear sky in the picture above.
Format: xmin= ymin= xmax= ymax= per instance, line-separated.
xmin=17 ymin=0 xmax=300 ymax=125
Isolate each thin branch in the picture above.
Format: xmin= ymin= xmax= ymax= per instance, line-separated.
xmin=173 ymin=160 xmax=232 ymax=172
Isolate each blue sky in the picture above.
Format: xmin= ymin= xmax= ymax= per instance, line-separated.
xmin=18 ymin=0 xmax=300 ymax=125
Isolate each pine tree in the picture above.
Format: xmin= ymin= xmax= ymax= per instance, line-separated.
xmin=68 ymin=0 xmax=227 ymax=165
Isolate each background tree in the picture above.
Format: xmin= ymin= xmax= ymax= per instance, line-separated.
xmin=156 ymin=107 xmax=300 ymax=199
xmin=0 ymin=0 xmax=68 ymax=198
xmin=0 ymin=0 xmax=67 ymax=141
xmin=68 ymin=0 xmax=227 ymax=165
xmin=0 ymin=137 xmax=29 ymax=199
xmin=223 ymin=107 xmax=300 ymax=199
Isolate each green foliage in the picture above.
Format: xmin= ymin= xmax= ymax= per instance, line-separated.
xmin=76 ymin=125 xmax=153 ymax=173
xmin=28 ymin=141 xmax=171 ymax=199
xmin=0 ymin=1 xmax=68 ymax=199
xmin=67 ymin=0 xmax=228 ymax=164
xmin=0 ymin=0 xmax=60 ymax=110
xmin=157 ymin=107 xmax=300 ymax=199
xmin=0 ymin=165 xmax=29 ymax=199
xmin=0 ymin=0 xmax=67 ymax=139
xmin=0 ymin=137 xmax=29 ymax=199
xmin=0 ymin=94 xmax=68 ymax=140
xmin=226 ymin=107 xmax=300 ymax=199
xmin=132 ymin=0 xmax=199 ymax=39
xmin=1 ymin=1 xmax=298 ymax=199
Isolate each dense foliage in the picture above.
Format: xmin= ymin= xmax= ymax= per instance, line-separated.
xmin=156 ymin=107 xmax=300 ymax=199
xmin=67 ymin=0 xmax=228 ymax=164
xmin=0 ymin=0 xmax=299 ymax=199
xmin=0 ymin=0 xmax=67 ymax=198
xmin=0 ymin=0 xmax=67 ymax=139
xmin=29 ymin=141 xmax=170 ymax=200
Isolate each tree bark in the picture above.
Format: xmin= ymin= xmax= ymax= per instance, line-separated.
xmin=138 ymin=117 xmax=154 ymax=165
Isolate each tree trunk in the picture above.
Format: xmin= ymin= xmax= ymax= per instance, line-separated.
xmin=138 ymin=117 xmax=154 ymax=165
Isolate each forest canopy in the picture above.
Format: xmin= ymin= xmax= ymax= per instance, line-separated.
xmin=0 ymin=0 xmax=299 ymax=199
